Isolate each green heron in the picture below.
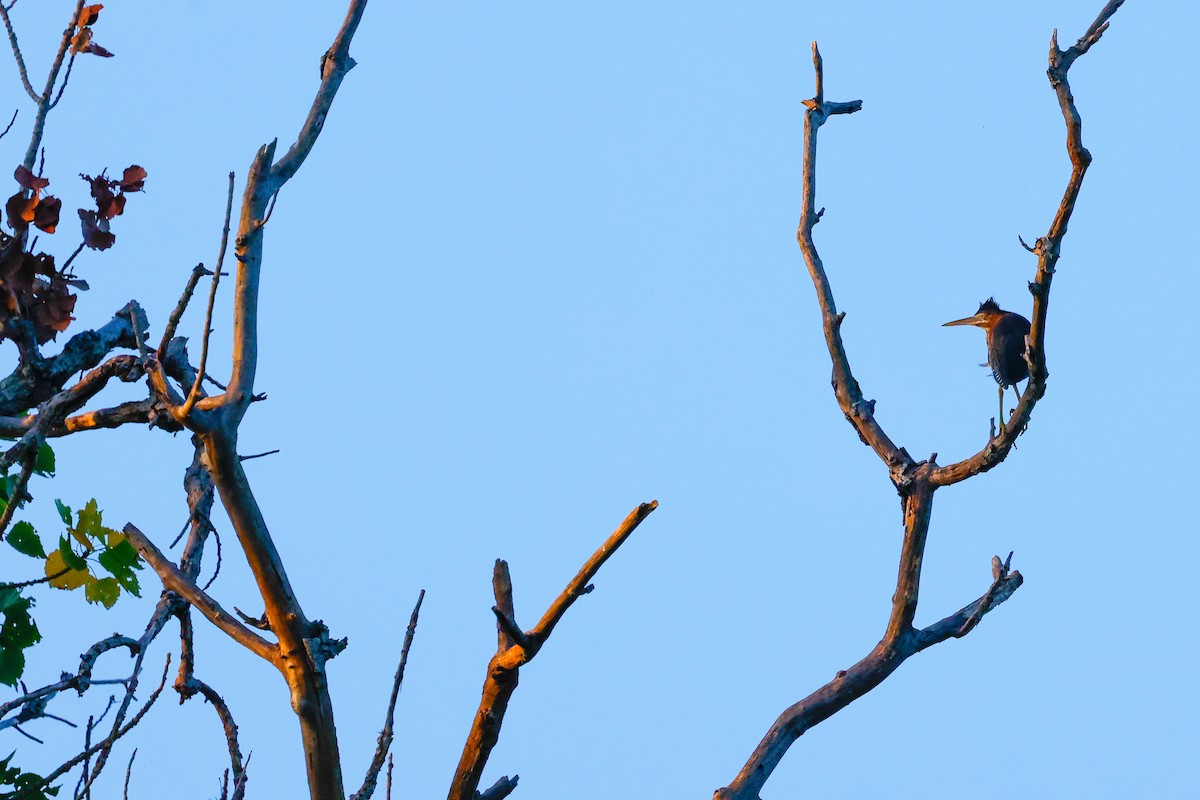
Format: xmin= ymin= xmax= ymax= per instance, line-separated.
xmin=943 ymin=298 xmax=1031 ymax=429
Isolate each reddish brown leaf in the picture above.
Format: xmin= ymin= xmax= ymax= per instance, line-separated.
xmin=78 ymin=209 xmax=114 ymax=250
xmin=29 ymin=251 xmax=56 ymax=277
xmin=6 ymin=193 xmax=27 ymax=230
xmin=70 ymin=27 xmax=93 ymax=55
xmin=107 ymin=193 xmax=126 ymax=219
xmin=5 ymin=192 xmax=35 ymax=230
xmin=78 ymin=5 xmax=103 ymax=28
xmin=2 ymin=252 xmax=38 ymax=302
xmin=14 ymin=166 xmax=49 ymax=192
xmin=83 ymin=173 xmax=118 ymax=218
xmin=33 ymin=196 xmax=61 ymax=234
xmin=85 ymin=42 xmax=114 ymax=58
xmin=29 ymin=281 xmax=77 ymax=343
xmin=120 ymin=165 xmax=147 ymax=192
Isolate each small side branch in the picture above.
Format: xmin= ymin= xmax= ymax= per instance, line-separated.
xmin=915 ymin=554 xmax=1024 ymax=648
xmin=447 ymin=501 xmax=657 ymax=800
xmin=350 ymin=590 xmax=424 ymax=800
xmin=181 ymin=173 xmax=235 ymax=420
xmin=794 ymin=43 xmax=913 ymax=488
xmin=157 ymin=263 xmax=213 ymax=358
xmin=123 ymin=523 xmax=278 ymax=663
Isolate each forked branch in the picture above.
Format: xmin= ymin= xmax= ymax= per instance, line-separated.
xmin=715 ymin=5 xmax=1120 ymax=794
xmin=447 ymin=501 xmax=657 ymax=800
xmin=931 ymin=0 xmax=1124 ymax=486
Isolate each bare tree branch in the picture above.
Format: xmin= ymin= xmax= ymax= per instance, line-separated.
xmin=350 ymin=590 xmax=424 ymax=800
xmin=157 ymin=263 xmax=213 ymax=358
xmin=931 ymin=0 xmax=1124 ymax=487
xmin=448 ymin=501 xmax=657 ymax=800
xmin=714 ymin=5 xmax=1122 ymax=790
xmin=0 ymin=3 xmax=38 ymax=101
xmin=224 ymin=0 xmax=368 ymax=415
xmin=0 ymin=442 xmax=35 ymax=540
xmin=123 ymin=523 xmax=278 ymax=662
xmin=181 ymin=172 xmax=235 ymax=420
xmin=793 ymin=43 xmax=916 ymax=490
xmin=122 ymin=748 xmax=136 ymax=800
xmin=0 ymin=107 xmax=16 ymax=139
xmin=19 ymin=0 xmax=85 ymax=171
xmin=0 ymin=303 xmax=146 ymax=416
xmin=32 ymin=655 xmax=171 ymax=797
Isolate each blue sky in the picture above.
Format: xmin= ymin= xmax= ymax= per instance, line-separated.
xmin=5 ymin=1 xmax=1198 ymax=798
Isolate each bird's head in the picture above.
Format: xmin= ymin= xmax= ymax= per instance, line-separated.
xmin=942 ymin=297 xmax=1006 ymax=330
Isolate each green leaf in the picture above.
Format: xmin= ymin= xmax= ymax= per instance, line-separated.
xmin=33 ymin=441 xmax=54 ymax=477
xmin=0 ymin=588 xmax=21 ymax=613
xmin=5 ymin=767 xmax=59 ymax=799
xmin=55 ymin=499 xmax=72 ymax=526
xmin=7 ymin=521 xmax=45 ymax=558
xmin=0 ymin=590 xmax=40 ymax=686
xmin=84 ymin=576 xmax=120 ymax=609
xmin=77 ymin=498 xmax=103 ymax=542
xmin=97 ymin=540 xmax=142 ymax=596
xmin=57 ymin=537 xmax=87 ymax=571
xmin=0 ymin=646 xmax=25 ymax=687
xmin=0 ymin=596 xmax=39 ymax=649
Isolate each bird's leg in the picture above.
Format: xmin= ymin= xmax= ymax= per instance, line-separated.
xmin=997 ymin=384 xmax=1006 ymax=435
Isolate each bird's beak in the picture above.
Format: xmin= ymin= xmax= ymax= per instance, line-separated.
xmin=942 ymin=313 xmax=987 ymax=328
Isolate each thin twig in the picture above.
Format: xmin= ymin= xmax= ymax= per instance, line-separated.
xmin=157 ymin=263 xmax=213 ymax=358
xmin=238 ymin=449 xmax=279 ymax=462
xmin=0 ymin=442 xmax=36 ymax=540
xmin=0 ymin=566 xmax=68 ymax=590
xmin=350 ymin=590 xmax=424 ymax=800
xmin=48 ymin=49 xmax=76 ymax=109
xmin=182 ymin=173 xmax=235 ymax=419
xmin=0 ymin=107 xmax=16 ymax=140
xmin=60 ymin=241 xmax=86 ymax=274
xmin=123 ymin=748 xmax=137 ymax=800
xmin=36 ymin=655 xmax=171 ymax=796
xmin=201 ymin=527 xmax=222 ymax=593
xmin=12 ymin=723 xmax=42 ymax=743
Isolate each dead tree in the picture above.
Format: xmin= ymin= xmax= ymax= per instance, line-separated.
xmin=0 ymin=2 xmax=659 ymax=797
xmin=0 ymin=1 xmax=1123 ymax=799
xmin=714 ymin=3 xmax=1124 ymax=798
